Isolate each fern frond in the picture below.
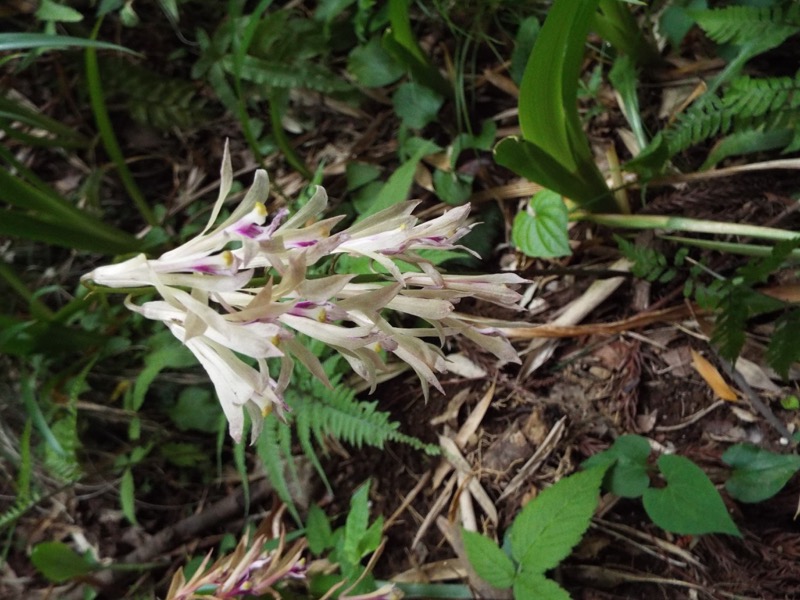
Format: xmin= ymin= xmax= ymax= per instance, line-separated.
xmin=726 ymin=74 xmax=800 ymax=120
xmin=767 ymin=309 xmax=800 ymax=379
xmin=255 ymin=417 xmax=300 ymax=523
xmin=99 ymin=58 xmax=212 ymax=131
xmin=662 ymin=72 xmax=800 ymax=157
xmin=691 ymin=3 xmax=800 ymax=46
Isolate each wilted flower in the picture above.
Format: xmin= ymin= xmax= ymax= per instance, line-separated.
xmin=166 ymin=508 xmax=306 ymax=600
xmin=83 ymin=142 xmax=526 ymax=442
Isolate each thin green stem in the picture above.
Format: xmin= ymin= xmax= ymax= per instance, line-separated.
xmin=577 ymin=212 xmax=800 ymax=241
xmin=85 ymin=19 xmax=157 ymax=227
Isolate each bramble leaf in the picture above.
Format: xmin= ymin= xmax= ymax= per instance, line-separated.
xmin=509 ymin=466 xmax=606 ymax=573
xmin=462 ymin=530 xmax=515 ymax=589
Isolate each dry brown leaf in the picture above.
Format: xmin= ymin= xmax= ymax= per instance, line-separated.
xmin=691 ymin=349 xmax=738 ymax=401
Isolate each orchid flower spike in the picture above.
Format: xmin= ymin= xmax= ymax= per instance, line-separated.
xmin=83 ymin=141 xmax=527 ymax=443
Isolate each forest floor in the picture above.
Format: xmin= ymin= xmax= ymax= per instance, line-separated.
xmin=3 ymin=3 xmax=800 ymax=599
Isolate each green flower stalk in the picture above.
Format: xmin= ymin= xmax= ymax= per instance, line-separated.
xmin=83 ymin=143 xmax=525 ymax=442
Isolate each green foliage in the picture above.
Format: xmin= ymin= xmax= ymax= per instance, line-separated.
xmin=643 ymin=455 xmax=740 ymax=537
xmin=583 ymin=434 xmax=650 ymax=498
xmin=392 ymin=81 xmax=444 ymax=129
xmin=722 ymin=444 xmax=800 ymax=504
xmin=583 ymin=435 xmax=742 ymax=537
xmin=257 ymin=354 xmax=437 ymax=518
xmin=98 ymin=58 xmax=211 ymax=131
xmin=627 ymin=2 xmax=800 ymax=176
xmin=30 ymin=541 xmax=97 ymax=583
xmin=306 ymin=481 xmax=385 ymax=597
xmin=495 ymin=0 xmax=614 ymax=211
xmin=512 ymin=190 xmax=571 ymax=258
xmin=691 ymin=1 xmax=800 ymax=91
xmin=615 ymin=235 xmax=686 ymax=283
xmin=464 ymin=466 xmax=608 ymax=600
xmin=695 ymin=240 xmax=800 ymax=366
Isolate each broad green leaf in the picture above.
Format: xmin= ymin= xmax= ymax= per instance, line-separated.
xmin=348 ymin=36 xmax=404 ymax=87
xmin=30 ymin=542 xmax=95 ymax=583
xmin=702 ymin=128 xmax=792 ymax=170
xmin=659 ymin=0 xmax=707 ymax=47
xmin=594 ymin=0 xmax=660 ymax=66
xmin=512 ymin=190 xmax=571 ymax=258
xmin=513 ymin=571 xmax=571 ymax=600
xmin=392 ymin=82 xmax=444 ymax=129
xmin=643 ymin=455 xmax=741 ymax=536
xmin=608 ymin=55 xmax=647 ymax=151
xmin=494 ymin=137 xmax=615 ymax=211
xmin=306 ymin=504 xmax=334 ymax=555
xmin=509 ymin=466 xmax=607 ymax=573
xmin=510 ymin=16 xmax=540 ymax=85
xmin=462 ymin=529 xmax=515 ymax=589
xmin=582 ymin=434 xmax=652 ymax=498
xmin=722 ymin=444 xmax=800 ymax=504
xmin=384 ymin=0 xmax=451 ymax=97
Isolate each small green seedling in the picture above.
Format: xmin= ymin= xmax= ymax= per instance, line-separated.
xmin=463 ymin=466 xmax=608 ymax=600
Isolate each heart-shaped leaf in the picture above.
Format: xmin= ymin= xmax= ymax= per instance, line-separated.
xmin=722 ymin=444 xmax=800 ymax=503
xmin=512 ymin=189 xmax=570 ymax=258
xmin=643 ymin=455 xmax=741 ymax=537
xmin=582 ymin=434 xmax=651 ymax=498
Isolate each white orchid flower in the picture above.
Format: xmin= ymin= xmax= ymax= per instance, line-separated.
xmin=83 ymin=141 xmax=526 ymax=442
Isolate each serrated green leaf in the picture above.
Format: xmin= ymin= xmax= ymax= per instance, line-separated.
xmin=392 ymin=82 xmax=444 ymax=129
xmin=513 ymin=572 xmax=572 ymax=600
xmin=509 ymin=466 xmax=607 ymax=573
xmin=306 ymin=504 xmax=334 ymax=555
xmin=643 ymin=455 xmax=740 ymax=536
xmin=462 ymin=529 xmax=515 ymax=589
xmin=582 ymin=434 xmax=651 ymax=498
xmin=512 ymin=190 xmax=571 ymax=258
xmin=722 ymin=444 xmax=800 ymax=504
xmin=30 ymin=542 xmax=95 ymax=583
